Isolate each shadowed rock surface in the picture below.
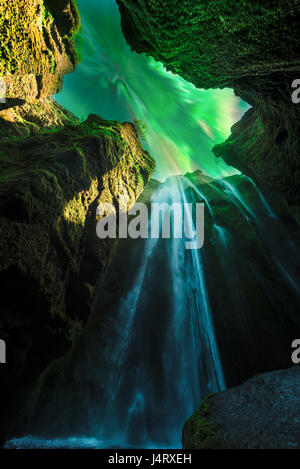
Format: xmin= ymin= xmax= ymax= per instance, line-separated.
xmin=117 ymin=0 xmax=300 ymax=224
xmin=182 ymin=366 xmax=300 ymax=449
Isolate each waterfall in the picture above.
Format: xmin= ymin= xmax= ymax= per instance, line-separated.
xmin=5 ymin=173 xmax=300 ymax=449
xmin=94 ymin=177 xmax=225 ymax=448
xmin=5 ymin=176 xmax=227 ymax=449
xmin=248 ymin=178 xmax=277 ymax=219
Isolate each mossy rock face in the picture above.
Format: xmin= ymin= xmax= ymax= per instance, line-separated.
xmin=213 ymin=85 xmax=300 ymax=226
xmin=0 ymin=111 xmax=155 ymax=340
xmin=0 ymin=0 xmax=79 ymax=100
xmin=182 ymin=398 xmax=217 ymax=449
xmin=117 ymin=1 xmax=300 ymax=89
xmin=0 ymin=111 xmax=155 ymax=443
xmin=117 ymin=0 xmax=300 ymax=225
xmin=183 ymin=367 xmax=300 ymax=449
xmin=0 ymin=97 xmax=79 ymax=140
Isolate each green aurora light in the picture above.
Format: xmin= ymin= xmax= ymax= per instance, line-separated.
xmin=55 ymin=0 xmax=249 ymax=181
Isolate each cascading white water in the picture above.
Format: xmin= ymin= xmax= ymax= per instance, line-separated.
xmin=94 ymin=177 xmax=225 ymax=448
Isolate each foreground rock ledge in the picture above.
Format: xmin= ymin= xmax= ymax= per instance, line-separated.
xmin=182 ymin=366 xmax=300 ymax=449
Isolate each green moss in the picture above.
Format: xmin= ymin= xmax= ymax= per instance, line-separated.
xmin=0 ymin=0 xmax=78 ymax=83
xmin=183 ymin=397 xmax=217 ymax=449
xmin=193 ymin=417 xmax=215 ymax=448
xmin=0 ymin=110 xmax=155 ymax=339
xmin=199 ymin=397 xmax=210 ymax=415
xmin=133 ymin=118 xmax=147 ymax=141
xmin=73 ymin=27 xmax=83 ymax=63
xmin=42 ymin=4 xmax=55 ymax=26
xmin=70 ymin=0 xmax=81 ymax=37
xmin=0 ymin=0 xmax=52 ymax=76
xmin=117 ymin=0 xmax=300 ymax=89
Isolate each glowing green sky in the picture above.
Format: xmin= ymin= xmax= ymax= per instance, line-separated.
xmin=56 ymin=0 xmax=249 ymax=181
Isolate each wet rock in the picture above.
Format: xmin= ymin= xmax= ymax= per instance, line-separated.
xmin=183 ymin=366 xmax=300 ymax=449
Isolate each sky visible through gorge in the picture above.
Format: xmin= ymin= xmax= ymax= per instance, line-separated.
xmin=56 ymin=0 xmax=249 ymax=181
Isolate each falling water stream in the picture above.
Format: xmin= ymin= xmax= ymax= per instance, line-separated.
xmin=5 ymin=0 xmax=300 ymax=450
xmin=93 ymin=180 xmax=226 ymax=448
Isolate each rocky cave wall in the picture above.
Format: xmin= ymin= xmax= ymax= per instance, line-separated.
xmin=0 ymin=0 xmax=79 ymax=102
